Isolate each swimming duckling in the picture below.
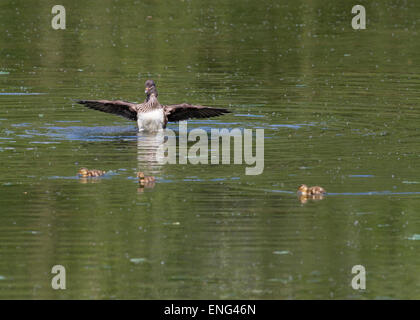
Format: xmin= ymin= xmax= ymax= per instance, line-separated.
xmin=297 ymin=184 xmax=326 ymax=203
xmin=297 ymin=184 xmax=326 ymax=196
xmin=78 ymin=168 xmax=106 ymax=178
xmin=137 ymin=171 xmax=156 ymax=185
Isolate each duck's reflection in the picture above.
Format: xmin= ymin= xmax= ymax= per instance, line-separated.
xmin=136 ymin=130 xmax=169 ymax=193
xmin=137 ymin=180 xmax=156 ymax=194
xmin=78 ymin=177 xmax=102 ymax=184
xmin=136 ymin=130 xmax=167 ymax=174
xmin=298 ymin=194 xmax=325 ymax=204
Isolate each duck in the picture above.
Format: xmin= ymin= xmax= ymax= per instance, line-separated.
xmin=76 ymin=80 xmax=230 ymax=132
xmin=137 ymin=171 xmax=156 ymax=185
xmin=78 ymin=168 xmax=106 ymax=178
xmin=297 ymin=184 xmax=326 ymax=196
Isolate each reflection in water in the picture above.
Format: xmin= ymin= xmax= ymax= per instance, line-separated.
xmin=298 ymin=194 xmax=325 ymax=204
xmin=136 ymin=130 xmax=167 ymax=175
xmin=135 ymin=130 xmax=164 ymax=193
xmin=78 ymin=177 xmax=103 ymax=184
xmin=137 ymin=180 xmax=156 ymax=194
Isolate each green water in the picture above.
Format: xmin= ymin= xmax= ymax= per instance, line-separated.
xmin=1 ymin=0 xmax=420 ymax=299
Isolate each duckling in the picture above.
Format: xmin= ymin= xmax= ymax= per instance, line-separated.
xmin=137 ymin=171 xmax=156 ymax=185
xmin=297 ymin=184 xmax=326 ymax=203
xmin=297 ymin=184 xmax=326 ymax=196
xmin=78 ymin=168 xmax=106 ymax=178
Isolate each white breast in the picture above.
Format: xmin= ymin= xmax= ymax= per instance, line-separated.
xmin=137 ymin=109 xmax=165 ymax=132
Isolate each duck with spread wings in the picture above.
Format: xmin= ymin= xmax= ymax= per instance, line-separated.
xmin=76 ymin=80 xmax=230 ymax=132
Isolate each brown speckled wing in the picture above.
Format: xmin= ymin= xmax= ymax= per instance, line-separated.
xmin=164 ymin=104 xmax=230 ymax=122
xmin=76 ymin=100 xmax=139 ymax=121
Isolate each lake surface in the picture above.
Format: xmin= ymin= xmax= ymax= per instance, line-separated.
xmin=1 ymin=0 xmax=420 ymax=299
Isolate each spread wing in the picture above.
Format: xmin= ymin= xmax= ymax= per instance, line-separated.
xmin=76 ymin=100 xmax=139 ymax=121
xmin=164 ymin=104 xmax=230 ymax=122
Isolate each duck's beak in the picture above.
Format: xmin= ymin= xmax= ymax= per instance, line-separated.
xmin=145 ymin=87 xmax=150 ymax=94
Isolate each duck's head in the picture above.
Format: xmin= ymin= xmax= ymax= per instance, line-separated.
xmin=78 ymin=168 xmax=89 ymax=177
xmin=297 ymin=184 xmax=308 ymax=194
xmin=144 ymin=79 xmax=158 ymax=98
